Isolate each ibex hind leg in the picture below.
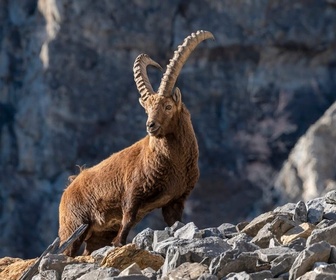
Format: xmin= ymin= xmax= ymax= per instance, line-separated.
xmin=84 ymin=230 xmax=118 ymax=255
xmin=162 ymin=196 xmax=186 ymax=226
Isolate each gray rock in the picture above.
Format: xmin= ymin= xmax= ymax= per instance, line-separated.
xmin=39 ymin=254 xmax=74 ymax=273
xmin=286 ymin=237 xmax=306 ymax=252
xmin=152 ymin=229 xmax=170 ymax=252
xmin=119 ymin=263 xmax=142 ymax=276
xmin=217 ymin=223 xmax=237 ymax=238
xmin=209 ymin=250 xmax=270 ymax=279
xmin=91 ymin=246 xmax=115 ymax=264
xmin=162 ymin=262 xmax=208 ymax=279
xmin=289 ymin=241 xmax=331 ymax=280
xmin=77 ymin=267 xmax=120 ymax=279
xmin=107 ymin=275 xmax=149 ymax=280
xmin=61 ymin=263 xmax=98 ymax=280
xmin=232 ymin=240 xmax=260 ymax=254
xmin=325 ymin=190 xmax=336 ymax=204
xmin=223 ymin=271 xmax=251 ymax=279
xmin=271 ymin=254 xmax=298 ymax=277
xmin=227 ymin=233 xmax=252 ymax=246
xmin=153 ymin=237 xmax=179 ymax=255
xmin=174 ymin=222 xmax=202 ymax=240
xmin=132 ymin=228 xmax=154 ymax=251
xmin=251 ymin=223 xmax=274 ymax=248
xmin=197 ymin=273 xmax=218 ymax=280
xmin=249 ymin=270 xmax=273 ymax=280
xmin=293 ymin=201 xmax=308 ymax=223
xmin=167 ymin=221 xmax=185 ymax=234
xmin=328 ymin=246 xmax=336 ymax=263
xmin=32 ymin=270 xmax=59 ymax=280
xmin=141 ymin=267 xmax=157 ymax=280
xmin=307 ymin=199 xmax=325 ymax=224
xmin=161 ymin=236 xmax=231 ymax=274
xmin=241 ymin=212 xmax=275 ymax=237
xmin=256 ymin=246 xmax=297 ymax=262
xmin=273 ymin=203 xmax=296 ymax=216
xmin=200 ymin=227 xmax=222 ymax=238
xmin=307 ymin=222 xmax=336 ymax=246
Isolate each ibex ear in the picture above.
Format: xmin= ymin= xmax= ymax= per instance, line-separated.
xmin=139 ymin=98 xmax=146 ymax=108
xmin=172 ymin=87 xmax=182 ymax=104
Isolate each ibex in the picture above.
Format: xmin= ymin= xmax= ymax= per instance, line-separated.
xmin=58 ymin=30 xmax=214 ymax=256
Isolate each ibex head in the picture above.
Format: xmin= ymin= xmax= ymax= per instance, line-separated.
xmin=133 ymin=30 xmax=214 ymax=138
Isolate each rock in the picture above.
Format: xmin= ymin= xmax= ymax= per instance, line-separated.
xmin=132 ymin=228 xmax=155 ymax=251
xmin=271 ymin=254 xmax=298 ymax=277
xmin=0 ymin=258 xmax=36 ymax=280
xmin=32 ymin=270 xmax=59 ymax=280
xmin=325 ymin=190 xmax=336 ymax=204
xmin=251 ymin=223 xmax=274 ymax=248
xmin=167 ymin=221 xmax=185 ymax=234
xmin=241 ymin=212 xmax=275 ymax=237
xmin=217 ymin=223 xmax=238 ymax=238
xmin=101 ymin=244 xmax=164 ymax=271
xmin=39 ymin=254 xmax=77 ymax=273
xmin=307 ymin=200 xmax=325 ymax=224
xmin=61 ymin=263 xmax=98 ymax=280
xmin=224 ymin=271 xmax=251 ymax=279
xmin=173 ymin=222 xmax=202 ymax=239
xmin=249 ymin=270 xmax=273 ymax=280
xmin=161 ymin=236 xmax=231 ymax=275
xmin=153 ymin=229 xmax=171 ymax=244
xmin=119 ymin=263 xmax=142 ymax=276
xmin=297 ymin=263 xmax=336 ymax=280
xmin=280 ymin=223 xmax=315 ymax=245
xmin=162 ymin=262 xmax=208 ymax=280
xmin=90 ymin=246 xmax=115 ymax=264
xmin=288 ymin=241 xmax=331 ymax=280
xmin=209 ymin=250 xmax=270 ymax=279
xmin=76 ymin=267 xmax=119 ymax=280
xmin=256 ymin=246 xmax=297 ymax=262
xmin=293 ymin=201 xmax=308 ymax=223
xmin=307 ymin=222 xmax=336 ymax=247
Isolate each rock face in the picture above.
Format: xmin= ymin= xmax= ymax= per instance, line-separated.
xmin=1 ymin=1 xmax=336 ymax=258
xmin=276 ymin=102 xmax=336 ymax=203
xmin=3 ymin=191 xmax=336 ymax=279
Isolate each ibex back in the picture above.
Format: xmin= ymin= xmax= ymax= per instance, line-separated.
xmin=58 ymin=30 xmax=214 ymax=256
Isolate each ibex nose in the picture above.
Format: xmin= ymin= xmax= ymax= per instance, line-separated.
xmin=147 ymin=121 xmax=156 ymax=128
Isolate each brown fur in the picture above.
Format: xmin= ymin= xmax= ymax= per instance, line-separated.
xmin=58 ymin=94 xmax=199 ymax=256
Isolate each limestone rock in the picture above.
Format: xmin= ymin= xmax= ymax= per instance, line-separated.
xmin=307 ymin=222 xmax=336 ymax=247
xmin=0 ymin=258 xmax=36 ymax=280
xmin=241 ymin=212 xmax=275 ymax=237
xmin=289 ymin=241 xmax=331 ymax=280
xmin=61 ymin=263 xmax=98 ymax=280
xmin=281 ymin=223 xmax=315 ymax=245
xmin=163 ymin=262 xmax=208 ymax=280
xmin=173 ymin=222 xmax=202 ymax=240
xmin=101 ymin=244 xmax=164 ymax=271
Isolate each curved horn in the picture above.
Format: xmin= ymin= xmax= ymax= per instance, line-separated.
xmin=158 ymin=30 xmax=214 ymax=97
xmin=133 ymin=54 xmax=163 ymax=100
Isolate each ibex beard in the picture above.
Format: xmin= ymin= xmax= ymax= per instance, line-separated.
xmin=58 ymin=30 xmax=214 ymax=256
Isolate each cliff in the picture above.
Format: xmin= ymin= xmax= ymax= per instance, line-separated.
xmin=0 ymin=0 xmax=336 ymax=258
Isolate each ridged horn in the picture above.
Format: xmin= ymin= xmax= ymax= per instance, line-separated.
xmin=133 ymin=54 xmax=163 ymax=100
xmin=158 ymin=30 xmax=214 ymax=97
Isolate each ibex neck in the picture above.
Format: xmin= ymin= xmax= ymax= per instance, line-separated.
xmin=148 ymin=107 xmax=194 ymax=155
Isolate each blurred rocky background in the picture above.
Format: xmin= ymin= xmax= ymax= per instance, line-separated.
xmin=0 ymin=0 xmax=336 ymax=258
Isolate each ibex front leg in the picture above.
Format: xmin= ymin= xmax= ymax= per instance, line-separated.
xmin=113 ymin=200 xmax=140 ymax=246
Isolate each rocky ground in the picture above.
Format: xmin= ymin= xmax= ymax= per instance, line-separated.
xmin=2 ymin=190 xmax=336 ymax=279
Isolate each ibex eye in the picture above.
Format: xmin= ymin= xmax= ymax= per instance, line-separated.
xmin=165 ymin=105 xmax=172 ymax=110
